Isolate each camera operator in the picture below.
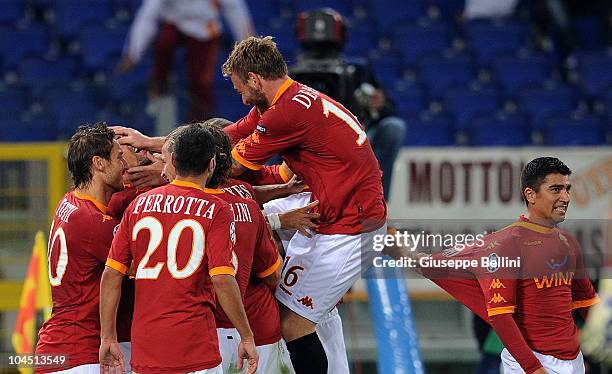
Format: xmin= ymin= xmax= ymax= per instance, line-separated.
xmin=291 ymin=8 xmax=406 ymax=200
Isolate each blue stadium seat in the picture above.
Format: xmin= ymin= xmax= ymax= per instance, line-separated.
xmin=214 ymin=89 xmax=250 ymax=121
xmin=470 ymin=114 xmax=530 ymax=146
xmin=106 ymin=57 xmax=151 ymax=102
xmin=294 ymin=0 xmax=352 ymax=17
xmin=369 ymin=54 xmax=401 ymax=89
xmin=577 ymin=52 xmax=612 ymax=99
xmin=45 ymin=84 xmax=102 ymax=136
xmin=2 ymin=113 xmax=58 ymax=141
xmin=427 ymin=0 xmax=464 ymax=22
xmin=55 ymin=0 xmax=112 ymax=38
xmin=0 ymin=24 xmax=49 ymax=68
xmin=391 ymin=83 xmax=425 ymax=117
xmin=80 ymin=25 xmax=128 ymax=71
xmin=573 ymin=16 xmax=603 ymax=51
xmin=492 ymin=53 xmax=550 ymax=97
xmin=403 ymin=113 xmax=454 ymax=146
xmin=464 ymin=19 xmax=528 ymax=65
xmin=19 ymin=58 xmax=76 ymax=90
xmin=518 ymin=85 xmax=576 ymax=130
xmin=0 ymin=85 xmax=29 ymax=114
xmin=0 ymin=0 xmax=25 ymax=23
xmin=132 ymin=112 xmax=155 ymax=135
xmin=246 ymin=0 xmax=279 ymax=22
xmin=444 ymin=85 xmax=500 ymax=130
xmin=256 ymin=25 xmax=298 ymax=61
xmin=368 ymin=0 xmax=424 ymax=33
xmin=344 ymin=21 xmax=377 ymax=57
xmin=393 ymin=22 xmax=448 ymax=66
xmin=544 ymin=115 xmax=605 ymax=145
xmin=418 ymin=53 xmax=475 ymax=99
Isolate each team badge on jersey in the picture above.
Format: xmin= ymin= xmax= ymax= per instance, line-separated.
xmin=486 ymin=253 xmax=500 ymax=273
xmin=229 ymin=221 xmax=236 ymax=245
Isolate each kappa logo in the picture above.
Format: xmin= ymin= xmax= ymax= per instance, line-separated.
xmin=298 ymin=296 xmax=314 ymax=309
xmin=113 ymin=224 xmax=119 ymax=236
xmin=256 ymin=124 xmax=267 ymax=133
xmin=102 ymin=214 xmax=113 ymax=223
xmin=442 ymin=247 xmax=462 ymax=257
xmin=488 ymin=293 xmax=507 ymax=304
xmin=486 ymin=241 xmax=501 ymax=251
xmin=489 ymin=279 xmax=506 ymax=289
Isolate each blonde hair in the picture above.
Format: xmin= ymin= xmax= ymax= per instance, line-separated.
xmin=222 ymin=36 xmax=288 ymax=82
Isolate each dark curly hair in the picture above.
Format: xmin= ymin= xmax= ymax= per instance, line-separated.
xmin=196 ymin=118 xmax=233 ymax=188
xmin=520 ymin=157 xmax=572 ymax=206
xmin=173 ymin=125 xmax=216 ymax=177
xmin=67 ymin=123 xmax=115 ymax=189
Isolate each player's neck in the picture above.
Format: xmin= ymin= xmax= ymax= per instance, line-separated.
xmin=525 ymin=213 xmax=556 ymax=228
xmin=75 ymin=180 xmax=113 ymax=207
xmin=174 ymin=175 xmax=208 ymax=190
xmin=262 ymin=75 xmax=291 ymax=104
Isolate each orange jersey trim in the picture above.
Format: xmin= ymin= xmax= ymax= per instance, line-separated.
xmin=203 ymin=188 xmax=224 ymax=194
xmin=257 ymin=256 xmax=281 ymax=278
xmin=171 ymin=179 xmax=205 ymax=192
xmin=270 ymin=78 xmax=294 ymax=106
xmin=509 ymin=221 xmax=554 ymax=234
xmin=279 ymin=163 xmax=292 ymax=183
xmin=487 ymin=306 xmax=516 ymax=316
xmin=231 ymin=147 xmax=263 ymax=171
xmin=210 ymin=266 xmax=236 ymax=277
xmin=73 ymin=191 xmax=108 ymax=214
xmin=106 ymin=258 xmax=128 ymax=275
xmin=571 ymin=296 xmax=600 ymax=310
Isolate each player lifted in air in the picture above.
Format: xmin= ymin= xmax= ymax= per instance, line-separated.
xmin=222 ymin=36 xmax=387 ymax=373
xmin=99 ymin=125 xmax=258 ymax=374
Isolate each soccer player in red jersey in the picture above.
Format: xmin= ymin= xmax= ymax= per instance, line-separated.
xmin=99 ymin=125 xmax=258 ymax=374
xmin=403 ymin=157 xmax=599 ymax=374
xmin=35 ymin=124 xmax=127 ymax=374
xmin=222 ymin=36 xmax=387 ymax=373
xmin=161 ymin=121 xmax=293 ymax=373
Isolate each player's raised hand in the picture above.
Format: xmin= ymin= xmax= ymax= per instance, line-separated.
xmin=237 ymin=337 xmax=258 ymax=374
xmin=124 ymin=158 xmax=167 ymax=190
xmin=279 ymin=200 xmax=320 ymax=237
xmin=99 ymin=338 xmax=125 ymax=374
xmin=111 ymin=126 xmax=154 ymax=151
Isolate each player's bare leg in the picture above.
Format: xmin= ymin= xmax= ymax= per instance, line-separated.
xmin=280 ymin=304 xmax=328 ymax=374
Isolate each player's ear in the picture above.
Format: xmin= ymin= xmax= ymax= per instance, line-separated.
xmin=208 ymin=155 xmax=216 ymax=173
xmin=170 ymin=151 xmax=177 ymax=169
xmin=523 ymin=187 xmax=536 ymax=205
xmin=91 ymin=155 xmax=105 ymax=171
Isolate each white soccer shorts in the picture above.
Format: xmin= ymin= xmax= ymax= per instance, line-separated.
xmin=316 ymin=307 xmax=350 ymax=374
xmin=217 ymin=328 xmax=293 ymax=374
xmin=119 ymin=342 xmax=131 ymax=373
xmin=48 ymin=364 xmax=99 ymax=374
xmin=501 ymin=348 xmax=585 ymax=373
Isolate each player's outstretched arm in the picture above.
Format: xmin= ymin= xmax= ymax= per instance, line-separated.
xmin=99 ymin=267 xmax=125 ymax=374
xmin=212 ymin=274 xmax=258 ymax=374
xmin=111 ymin=126 xmax=165 ymax=152
xmin=253 ymin=175 xmax=306 ymax=205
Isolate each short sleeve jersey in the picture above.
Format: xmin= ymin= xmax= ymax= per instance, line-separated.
xmin=213 ymin=182 xmax=281 ymax=330
xmin=427 ymin=217 xmax=598 ymax=360
xmin=35 ymin=192 xmax=120 ymax=372
xmin=232 ymin=79 xmax=386 ymax=234
xmin=216 ymin=179 xmax=282 ymax=345
xmin=106 ymin=180 xmax=236 ymax=374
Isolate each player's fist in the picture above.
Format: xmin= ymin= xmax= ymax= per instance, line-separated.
xmin=237 ymin=336 xmax=258 ymax=374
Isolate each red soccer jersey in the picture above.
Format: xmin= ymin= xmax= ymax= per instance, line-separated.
xmin=224 ymin=107 xmax=260 ymax=143
xmin=35 ymin=192 xmax=120 ymax=372
xmin=232 ymin=78 xmax=386 ymax=234
xmin=106 ymin=180 xmax=236 ymax=373
xmin=426 ymin=217 xmax=598 ymax=360
xmin=214 ymin=180 xmax=282 ymax=345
